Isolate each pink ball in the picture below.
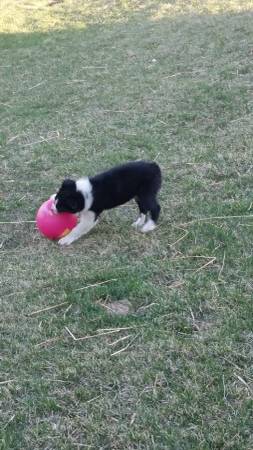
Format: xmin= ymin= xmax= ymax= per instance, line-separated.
xmin=36 ymin=198 xmax=78 ymax=240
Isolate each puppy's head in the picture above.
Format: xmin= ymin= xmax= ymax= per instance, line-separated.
xmin=55 ymin=179 xmax=84 ymax=213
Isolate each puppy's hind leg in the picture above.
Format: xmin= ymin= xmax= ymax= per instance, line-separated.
xmin=132 ymin=197 xmax=147 ymax=228
xmin=141 ymin=198 xmax=160 ymax=233
xmin=132 ymin=213 xmax=146 ymax=228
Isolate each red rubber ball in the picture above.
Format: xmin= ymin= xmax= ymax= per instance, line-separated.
xmin=36 ymin=198 xmax=77 ymax=240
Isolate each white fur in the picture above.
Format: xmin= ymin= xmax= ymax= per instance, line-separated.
xmin=76 ymin=178 xmax=93 ymax=211
xmin=50 ymin=194 xmax=57 ymax=213
xmin=132 ymin=213 xmax=146 ymax=228
xmin=141 ymin=219 xmax=156 ymax=233
xmin=58 ymin=211 xmax=97 ymax=246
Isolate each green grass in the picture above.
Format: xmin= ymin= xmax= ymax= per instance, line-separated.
xmin=1 ymin=1 xmax=253 ymax=448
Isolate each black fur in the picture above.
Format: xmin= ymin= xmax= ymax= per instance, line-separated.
xmin=55 ymin=179 xmax=84 ymax=213
xmin=90 ymin=161 xmax=161 ymax=221
xmin=56 ymin=161 xmax=162 ymax=223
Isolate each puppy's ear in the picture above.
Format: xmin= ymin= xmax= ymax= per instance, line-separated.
xmin=61 ymin=179 xmax=76 ymax=191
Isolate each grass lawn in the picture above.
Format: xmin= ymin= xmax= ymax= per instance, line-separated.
xmin=1 ymin=1 xmax=253 ymax=448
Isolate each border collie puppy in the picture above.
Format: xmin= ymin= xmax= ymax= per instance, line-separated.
xmin=53 ymin=161 xmax=162 ymax=246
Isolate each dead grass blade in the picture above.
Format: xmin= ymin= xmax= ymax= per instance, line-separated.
xmin=108 ymin=334 xmax=132 ymax=347
xmin=218 ymin=251 xmax=226 ymax=280
xmin=171 ymin=255 xmax=215 ymax=261
xmin=0 ymin=379 xmax=15 ymax=385
xmin=0 ymin=220 xmax=35 ymax=224
xmin=168 ymin=230 xmax=189 ymax=247
xmin=74 ymin=278 xmax=117 ymax=291
xmin=65 ymin=327 xmax=122 ymax=341
xmin=28 ymin=301 xmax=68 ymax=316
xmin=168 ymin=280 xmax=185 ymax=289
xmin=97 ymin=326 xmax=143 ymax=332
xmin=194 ymin=257 xmax=216 ymax=274
xmin=35 ymin=337 xmax=60 ymax=347
xmin=110 ymin=333 xmax=140 ymax=357
xmin=3 ymin=415 xmax=15 ymax=429
xmin=234 ymin=373 xmax=253 ymax=395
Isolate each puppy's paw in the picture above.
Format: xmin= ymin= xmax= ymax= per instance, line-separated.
xmin=132 ymin=214 xmax=146 ymax=228
xmin=141 ymin=220 xmax=156 ymax=233
xmin=58 ymin=235 xmax=74 ymax=246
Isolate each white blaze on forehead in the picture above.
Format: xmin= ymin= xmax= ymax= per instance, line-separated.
xmin=50 ymin=194 xmax=57 ymax=212
xmin=76 ymin=177 xmax=93 ymax=211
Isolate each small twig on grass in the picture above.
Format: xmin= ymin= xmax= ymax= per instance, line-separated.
xmin=65 ymin=327 xmax=76 ymax=340
xmin=102 ymin=109 xmax=127 ymax=113
xmin=194 ymin=257 xmax=216 ymax=274
xmin=28 ymin=81 xmax=45 ymax=90
xmin=167 ymin=280 xmax=184 ymax=289
xmin=0 ymin=379 xmax=15 ymax=385
xmin=7 ymin=134 xmax=22 ymax=144
xmin=65 ymin=327 xmax=121 ymax=342
xmin=97 ymin=326 xmax=142 ymax=332
xmin=42 ymin=378 xmax=73 ymax=383
xmin=75 ymin=330 xmax=121 ymax=341
xmin=72 ymin=444 xmax=86 ymax=448
xmin=0 ymin=220 xmax=35 ymax=225
xmin=63 ymin=303 xmax=72 ymax=319
xmin=35 ymin=337 xmax=60 ymax=347
xmin=3 ymin=415 xmax=15 ymax=429
xmin=86 ymin=395 xmax=102 ymax=403
xmin=156 ymin=313 xmax=175 ymax=320
xmin=234 ymin=373 xmax=253 ymax=395
xmin=82 ymin=66 xmax=107 ymax=69
xmin=218 ymin=251 xmax=226 ymax=280
xmin=108 ymin=335 xmax=132 ymax=347
xmin=0 ymin=101 xmax=11 ymax=107
xmin=66 ymin=79 xmax=86 ymax=83
xmin=22 ymin=135 xmax=58 ymax=147
xmin=74 ymin=278 xmax=117 ymax=291
xmin=168 ymin=230 xmax=189 ymax=247
xmin=164 ymin=162 xmax=209 ymax=169
xmin=222 ymin=375 xmax=227 ymax=401
xmin=163 ymin=72 xmax=184 ymax=78
xmin=189 ymin=307 xmax=200 ymax=331
xmin=28 ymin=301 xmax=68 ymax=316
xmin=98 ymin=303 xmax=115 ymax=313
xmin=130 ymin=413 xmax=137 ymax=425
xmin=171 ymin=255 xmax=214 ymax=261
xmin=220 ymin=356 xmax=242 ymax=371
xmin=137 ymin=302 xmax=158 ymax=313
xmin=110 ymin=333 xmax=140 ymax=357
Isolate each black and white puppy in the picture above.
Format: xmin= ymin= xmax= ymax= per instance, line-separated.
xmin=53 ymin=161 xmax=162 ymax=246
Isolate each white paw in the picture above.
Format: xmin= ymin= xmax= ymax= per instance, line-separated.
xmin=132 ymin=214 xmax=146 ymax=228
xmin=141 ymin=219 xmax=156 ymax=233
xmin=58 ymin=235 xmax=74 ymax=246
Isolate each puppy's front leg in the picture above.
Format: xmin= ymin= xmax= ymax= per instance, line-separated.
xmin=58 ymin=211 xmax=97 ymax=246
